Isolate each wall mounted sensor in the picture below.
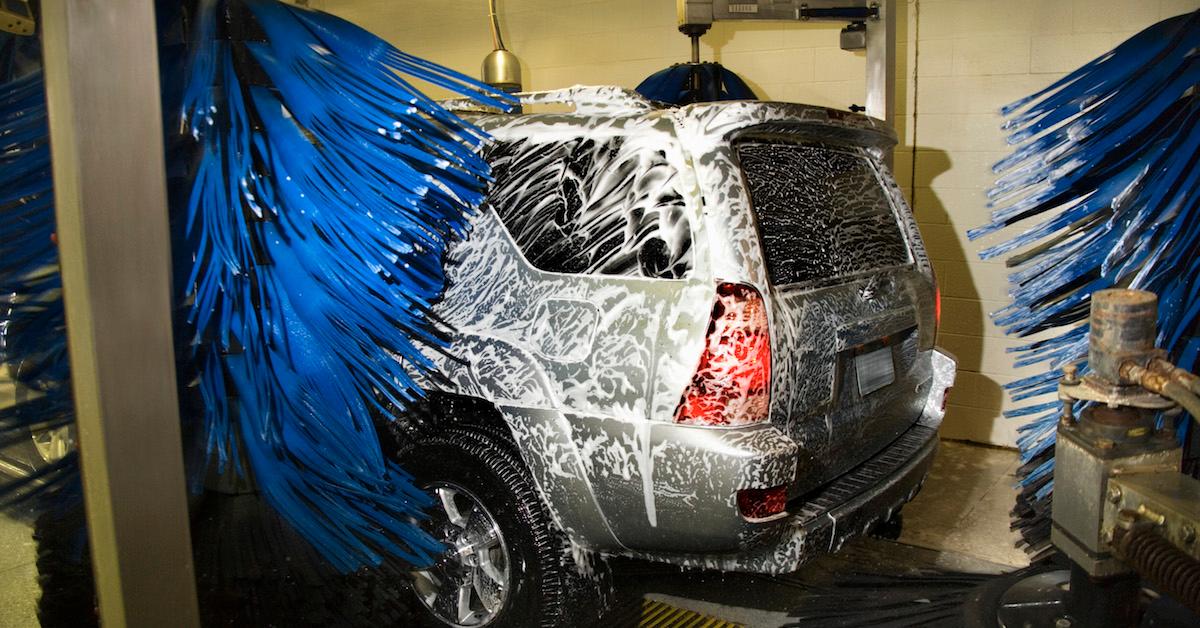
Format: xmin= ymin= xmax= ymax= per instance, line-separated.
xmin=840 ymin=22 xmax=867 ymax=50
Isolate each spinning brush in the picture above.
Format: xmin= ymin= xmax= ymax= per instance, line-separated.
xmin=0 ymin=58 xmax=78 ymax=511
xmin=180 ymin=0 xmax=511 ymax=571
xmin=1 ymin=0 xmax=512 ymax=577
xmin=969 ymin=11 xmax=1200 ymax=559
xmin=635 ymin=61 xmax=758 ymax=105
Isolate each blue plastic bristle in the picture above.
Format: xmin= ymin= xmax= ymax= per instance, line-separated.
xmin=1 ymin=2 xmax=514 ymax=574
xmin=0 ymin=54 xmax=80 ymax=513
xmin=179 ymin=0 xmax=513 ymax=572
xmin=970 ymin=10 xmax=1200 ymax=559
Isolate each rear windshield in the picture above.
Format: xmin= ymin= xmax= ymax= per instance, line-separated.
xmin=735 ymin=141 xmax=910 ymax=286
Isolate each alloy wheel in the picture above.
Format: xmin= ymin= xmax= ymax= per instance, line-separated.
xmin=412 ymin=482 xmax=511 ymax=626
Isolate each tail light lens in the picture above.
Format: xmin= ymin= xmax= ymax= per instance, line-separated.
xmin=675 ymin=282 xmax=771 ymax=426
xmin=920 ymin=273 xmax=941 ymax=350
xmin=934 ymin=281 xmax=942 ymax=336
xmin=737 ymin=485 xmax=788 ymax=521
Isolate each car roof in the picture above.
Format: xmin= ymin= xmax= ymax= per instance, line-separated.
xmin=443 ymin=85 xmax=897 ymax=148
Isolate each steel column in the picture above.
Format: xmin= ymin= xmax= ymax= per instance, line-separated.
xmin=865 ymin=0 xmax=897 ymax=150
xmin=40 ymin=1 xmax=201 ymax=626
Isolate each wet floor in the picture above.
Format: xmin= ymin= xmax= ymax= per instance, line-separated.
xmin=0 ymin=439 xmax=1028 ymax=627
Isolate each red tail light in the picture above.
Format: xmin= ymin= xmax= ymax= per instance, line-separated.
xmin=675 ymin=282 xmax=771 ymax=426
xmin=934 ymin=281 xmax=942 ymax=335
xmin=737 ymin=485 xmax=788 ymax=521
xmin=919 ymin=274 xmax=941 ymax=351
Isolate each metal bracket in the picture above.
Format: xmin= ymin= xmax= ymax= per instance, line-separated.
xmin=1060 ymin=373 xmax=1177 ymax=410
xmin=1 ymin=0 xmax=35 ymax=35
xmin=1105 ymin=473 xmax=1200 ymax=563
xmin=676 ymin=0 xmax=896 ymax=154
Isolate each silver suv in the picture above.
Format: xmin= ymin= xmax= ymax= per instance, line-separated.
xmin=394 ymin=86 xmax=956 ymax=627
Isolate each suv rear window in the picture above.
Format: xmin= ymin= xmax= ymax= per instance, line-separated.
xmin=736 ymin=141 xmax=910 ymax=286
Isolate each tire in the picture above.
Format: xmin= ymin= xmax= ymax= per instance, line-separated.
xmin=397 ymin=425 xmax=609 ymax=628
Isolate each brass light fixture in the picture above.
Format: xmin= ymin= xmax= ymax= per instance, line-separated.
xmin=482 ymin=0 xmax=522 ymax=92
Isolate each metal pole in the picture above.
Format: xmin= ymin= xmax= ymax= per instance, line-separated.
xmin=40 ymin=1 xmax=201 ymax=626
xmin=865 ymin=0 xmax=896 ymax=162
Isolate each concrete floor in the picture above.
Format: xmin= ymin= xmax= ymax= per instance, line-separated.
xmin=0 ymin=376 xmax=40 ymax=628
xmin=0 ymin=439 xmax=1027 ymax=627
xmin=0 ymin=514 xmax=37 ymax=628
xmin=900 ymin=439 xmax=1029 ymax=568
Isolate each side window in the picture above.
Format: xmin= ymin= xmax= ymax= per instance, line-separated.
xmin=483 ymin=137 xmax=693 ymax=279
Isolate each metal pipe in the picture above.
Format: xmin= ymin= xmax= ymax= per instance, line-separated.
xmin=482 ymin=0 xmax=521 ymax=92
xmin=1121 ymin=361 xmax=1173 ymax=395
xmin=1150 ymin=357 xmax=1200 ymax=396
xmin=1120 ymin=361 xmax=1200 ymax=418
xmin=488 ymin=0 xmax=506 ymax=50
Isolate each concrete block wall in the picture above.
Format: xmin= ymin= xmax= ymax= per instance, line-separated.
xmin=312 ymin=0 xmax=1199 ymax=446
xmin=906 ymin=0 xmax=1196 ymax=445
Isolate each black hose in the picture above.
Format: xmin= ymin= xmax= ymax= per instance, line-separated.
xmin=1176 ymin=373 xmax=1200 ymax=397
xmin=1163 ymin=380 xmax=1200 ymax=420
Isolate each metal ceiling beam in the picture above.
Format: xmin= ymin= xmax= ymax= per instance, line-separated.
xmin=676 ymin=0 xmax=897 ymax=129
xmin=40 ymin=1 xmax=201 ymax=626
xmin=865 ymin=0 xmax=896 ymax=132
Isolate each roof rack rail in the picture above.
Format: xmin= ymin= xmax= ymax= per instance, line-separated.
xmin=441 ymin=85 xmax=656 ymax=115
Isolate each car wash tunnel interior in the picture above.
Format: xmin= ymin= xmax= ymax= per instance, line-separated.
xmin=2 ymin=1 xmax=1200 ymax=627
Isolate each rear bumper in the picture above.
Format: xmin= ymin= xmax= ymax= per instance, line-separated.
xmin=503 ymin=350 xmax=955 ymax=569
xmin=620 ymin=420 xmax=939 ymax=574
xmin=612 ymin=348 xmax=954 ymax=572
xmin=741 ymin=423 xmax=938 ymax=573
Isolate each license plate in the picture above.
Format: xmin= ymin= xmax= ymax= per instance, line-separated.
xmin=855 ymin=347 xmax=895 ymax=396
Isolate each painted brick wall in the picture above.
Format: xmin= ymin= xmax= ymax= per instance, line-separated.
xmin=312 ymin=0 xmax=1199 ymax=446
xmin=906 ymin=0 xmax=1196 ymax=445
